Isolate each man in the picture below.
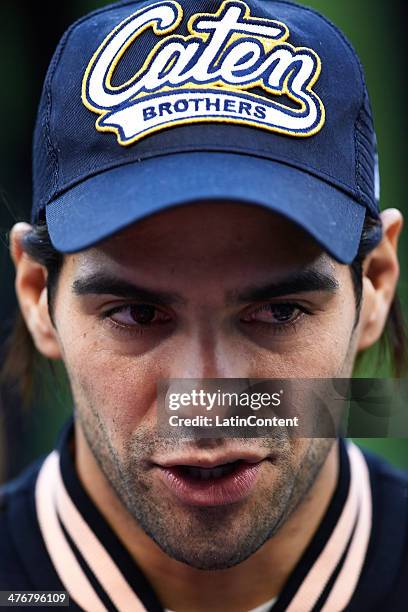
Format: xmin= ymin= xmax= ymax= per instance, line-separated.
xmin=0 ymin=0 xmax=407 ymax=610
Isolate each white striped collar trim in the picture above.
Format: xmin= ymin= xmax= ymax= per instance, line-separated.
xmin=35 ymin=442 xmax=371 ymax=612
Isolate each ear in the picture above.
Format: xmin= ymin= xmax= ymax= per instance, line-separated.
xmin=10 ymin=222 xmax=62 ymax=359
xmin=357 ymin=209 xmax=404 ymax=351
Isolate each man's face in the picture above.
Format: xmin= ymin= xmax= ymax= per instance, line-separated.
xmin=52 ymin=202 xmax=358 ymax=569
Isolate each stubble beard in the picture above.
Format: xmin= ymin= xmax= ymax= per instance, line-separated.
xmin=75 ymin=405 xmax=334 ymax=570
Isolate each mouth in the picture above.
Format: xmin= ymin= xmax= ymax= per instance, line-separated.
xmin=177 ymin=460 xmax=244 ymax=480
xmin=155 ymin=457 xmax=268 ymax=507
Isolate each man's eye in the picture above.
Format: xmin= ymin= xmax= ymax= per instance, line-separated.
xmin=106 ymin=304 xmax=171 ymax=327
xmin=242 ymin=303 xmax=304 ymax=324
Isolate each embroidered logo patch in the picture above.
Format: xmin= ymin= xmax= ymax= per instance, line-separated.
xmin=82 ymin=0 xmax=326 ymax=145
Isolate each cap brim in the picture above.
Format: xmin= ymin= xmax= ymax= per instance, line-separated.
xmin=46 ymin=152 xmax=365 ymax=263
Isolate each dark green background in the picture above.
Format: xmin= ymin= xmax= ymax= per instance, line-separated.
xmin=0 ymin=0 xmax=407 ymax=481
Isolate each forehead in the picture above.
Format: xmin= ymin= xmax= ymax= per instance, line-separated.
xmin=68 ymin=201 xmax=332 ymax=277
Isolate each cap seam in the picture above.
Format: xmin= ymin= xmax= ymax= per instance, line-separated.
xmin=41 ymin=24 xmax=81 ymax=201
xmin=44 ymin=85 xmax=59 ymax=197
xmin=41 ymin=33 xmax=73 ymax=199
xmin=354 ymin=90 xmax=376 ymax=213
xmin=354 ymin=119 xmax=363 ymax=205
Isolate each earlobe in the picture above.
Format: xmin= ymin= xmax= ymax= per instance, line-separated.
xmin=357 ymin=209 xmax=403 ymax=351
xmin=10 ymin=223 xmax=62 ymax=360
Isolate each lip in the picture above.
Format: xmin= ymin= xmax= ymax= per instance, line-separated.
xmin=155 ymin=457 xmax=268 ymax=507
xmin=155 ymin=452 xmax=268 ymax=469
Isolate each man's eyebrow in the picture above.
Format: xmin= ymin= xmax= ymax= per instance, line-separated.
xmin=229 ymin=269 xmax=340 ymax=304
xmin=71 ymin=274 xmax=185 ymax=305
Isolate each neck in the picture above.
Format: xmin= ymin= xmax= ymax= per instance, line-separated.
xmin=75 ymin=425 xmax=339 ymax=612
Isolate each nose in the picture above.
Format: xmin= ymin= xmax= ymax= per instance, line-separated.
xmin=164 ymin=334 xmax=252 ymax=446
xmin=167 ymin=333 xmax=249 ymax=380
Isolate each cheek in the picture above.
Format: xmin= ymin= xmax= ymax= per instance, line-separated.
xmin=246 ymin=314 xmax=356 ymax=378
xmin=297 ymin=321 xmax=355 ymax=377
xmin=61 ymin=332 xmax=164 ymax=442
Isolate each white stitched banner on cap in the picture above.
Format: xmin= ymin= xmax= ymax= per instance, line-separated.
xmin=82 ymin=0 xmax=326 ymax=145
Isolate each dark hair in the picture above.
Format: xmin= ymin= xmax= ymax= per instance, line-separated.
xmin=1 ymin=215 xmax=407 ymax=403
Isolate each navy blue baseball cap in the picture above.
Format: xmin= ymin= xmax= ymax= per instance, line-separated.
xmin=32 ymin=0 xmax=381 ymax=263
